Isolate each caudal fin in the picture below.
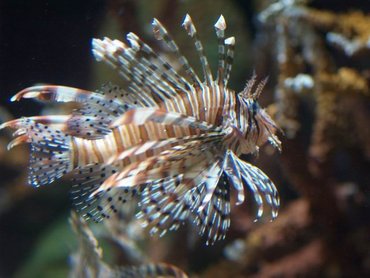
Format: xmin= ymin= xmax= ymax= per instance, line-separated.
xmin=1 ymin=118 xmax=73 ymax=187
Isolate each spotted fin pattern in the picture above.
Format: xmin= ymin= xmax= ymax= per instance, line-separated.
xmin=70 ymin=164 xmax=143 ymax=222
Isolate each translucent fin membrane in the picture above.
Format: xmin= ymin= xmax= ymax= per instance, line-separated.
xmin=182 ymin=14 xmax=213 ymax=86
xmin=214 ymin=15 xmax=227 ymax=85
xmin=224 ymin=36 xmax=235 ymax=87
xmin=152 ymin=18 xmax=203 ymax=87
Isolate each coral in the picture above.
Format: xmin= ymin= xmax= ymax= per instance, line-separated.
xmin=258 ymin=0 xmax=370 ymax=163
xmin=301 ymin=10 xmax=370 ymax=57
xmin=249 ymin=1 xmax=370 ymax=276
xmin=310 ymin=68 xmax=370 ymax=165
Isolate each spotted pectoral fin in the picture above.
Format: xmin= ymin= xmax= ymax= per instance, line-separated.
xmin=147 ymin=159 xmax=228 ymax=244
xmin=137 ymin=151 xmax=224 ymax=239
xmin=236 ymin=158 xmax=280 ymax=220
xmin=70 ymin=163 xmax=141 ymax=222
xmin=137 ymin=171 xmax=203 ymax=237
xmin=137 ymin=175 xmax=191 ymax=236
xmin=193 ymin=174 xmax=231 ymax=245
xmin=223 ymin=150 xmax=245 ymax=205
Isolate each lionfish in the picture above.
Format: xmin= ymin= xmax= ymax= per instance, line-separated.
xmin=1 ymin=14 xmax=281 ymax=244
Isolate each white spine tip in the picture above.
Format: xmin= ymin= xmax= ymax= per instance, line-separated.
xmin=225 ymin=36 xmax=235 ymax=45
xmin=214 ymin=15 xmax=226 ymax=30
xmin=197 ymin=205 xmax=205 ymax=213
xmin=91 ymin=38 xmax=99 ymax=49
xmin=91 ymin=39 xmax=104 ymax=61
xmin=151 ymin=19 xmax=163 ymax=40
xmin=126 ymin=33 xmax=139 ymax=50
xmin=182 ymin=14 xmax=196 ymax=36
xmin=183 ymin=14 xmax=192 ymax=24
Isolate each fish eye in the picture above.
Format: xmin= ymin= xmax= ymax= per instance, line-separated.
xmin=242 ymin=97 xmax=259 ymax=115
xmin=251 ymin=101 xmax=259 ymax=113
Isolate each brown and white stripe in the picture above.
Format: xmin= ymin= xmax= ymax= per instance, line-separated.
xmin=1 ymin=14 xmax=282 ymax=244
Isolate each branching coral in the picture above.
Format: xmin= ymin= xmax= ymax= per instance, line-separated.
xmin=300 ymin=10 xmax=370 ymax=57
xmin=258 ymin=0 xmax=370 ymax=162
xmin=311 ymin=68 xmax=370 ymax=165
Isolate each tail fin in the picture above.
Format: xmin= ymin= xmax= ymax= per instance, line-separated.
xmin=2 ymin=118 xmax=73 ymax=187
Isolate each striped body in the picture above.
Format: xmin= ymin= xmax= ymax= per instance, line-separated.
xmin=71 ymin=84 xmax=259 ymax=168
xmin=1 ymin=14 xmax=281 ymax=244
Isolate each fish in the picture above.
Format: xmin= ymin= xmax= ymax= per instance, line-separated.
xmin=0 ymin=14 xmax=281 ymax=244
